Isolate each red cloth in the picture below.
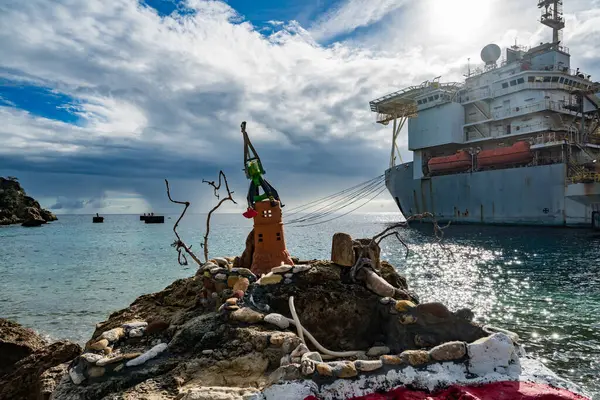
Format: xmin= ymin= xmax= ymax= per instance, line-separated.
xmin=304 ymin=381 xmax=588 ymax=400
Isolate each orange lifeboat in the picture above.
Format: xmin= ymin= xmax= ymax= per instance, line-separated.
xmin=477 ymin=141 xmax=533 ymax=169
xmin=428 ymin=150 xmax=472 ymax=174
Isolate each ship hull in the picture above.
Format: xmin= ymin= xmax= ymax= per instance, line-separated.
xmin=386 ymin=163 xmax=600 ymax=227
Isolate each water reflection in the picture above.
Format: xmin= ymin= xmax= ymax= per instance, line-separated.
xmin=383 ymin=224 xmax=600 ymax=398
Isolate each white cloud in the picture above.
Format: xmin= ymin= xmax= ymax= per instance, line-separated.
xmin=309 ymin=0 xmax=409 ymax=42
xmin=0 ymin=0 xmax=598 ymax=213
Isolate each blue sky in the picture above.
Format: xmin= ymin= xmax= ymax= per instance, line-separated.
xmin=1 ymin=0 xmax=599 ymax=214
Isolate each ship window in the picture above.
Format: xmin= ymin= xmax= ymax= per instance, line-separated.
xmin=528 ymin=76 xmax=535 ymax=83
xmin=510 ymin=80 xmax=517 ymax=86
xmin=551 ymin=76 xmax=559 ymax=82
xmin=428 ymin=96 xmax=434 ymax=101
xmin=543 ymin=76 xmax=551 ymax=82
xmin=502 ymin=82 xmax=509 ymax=89
xmin=559 ymin=77 xmax=564 ymax=83
xmin=517 ymin=78 xmax=525 ymax=84
xmin=434 ymin=94 xmax=439 ymax=100
xmin=417 ymin=100 xmax=422 ymax=105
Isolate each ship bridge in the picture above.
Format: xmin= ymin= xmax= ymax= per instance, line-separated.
xmin=369 ymin=79 xmax=462 ymax=168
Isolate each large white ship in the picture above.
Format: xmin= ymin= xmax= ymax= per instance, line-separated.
xmin=370 ymin=0 xmax=600 ymax=227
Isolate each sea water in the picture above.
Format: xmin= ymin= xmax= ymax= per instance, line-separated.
xmin=0 ymin=213 xmax=599 ymax=397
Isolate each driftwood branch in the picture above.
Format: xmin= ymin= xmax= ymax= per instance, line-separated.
xmin=372 ymin=212 xmax=452 ymax=258
xmin=201 ymin=171 xmax=237 ymax=263
xmin=165 ymin=179 xmax=203 ymax=267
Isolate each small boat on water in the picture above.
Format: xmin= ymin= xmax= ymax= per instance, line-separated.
xmin=144 ymin=214 xmax=164 ymax=224
xmin=92 ymin=213 xmax=104 ymax=223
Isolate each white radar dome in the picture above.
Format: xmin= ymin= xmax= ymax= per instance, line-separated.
xmin=481 ymin=44 xmax=501 ymax=64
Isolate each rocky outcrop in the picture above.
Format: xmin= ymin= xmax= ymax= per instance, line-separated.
xmin=42 ymin=256 xmax=496 ymax=400
xmin=0 ymin=341 xmax=81 ymax=400
xmin=0 ymin=319 xmax=48 ymax=377
xmin=0 ymin=177 xmax=57 ymax=226
xmin=0 ymin=319 xmax=82 ymax=400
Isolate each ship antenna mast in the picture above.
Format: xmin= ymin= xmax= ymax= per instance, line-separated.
xmin=537 ymin=0 xmax=565 ymax=44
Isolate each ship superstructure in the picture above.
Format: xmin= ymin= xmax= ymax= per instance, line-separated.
xmin=370 ymin=0 xmax=600 ymax=227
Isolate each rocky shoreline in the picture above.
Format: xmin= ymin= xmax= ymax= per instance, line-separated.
xmin=0 ymin=177 xmax=57 ymax=226
xmin=0 ymin=247 xmax=590 ymax=399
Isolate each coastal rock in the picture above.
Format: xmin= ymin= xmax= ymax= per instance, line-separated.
xmin=0 ymin=318 xmax=47 ymax=377
xmin=100 ymin=327 xmax=125 ymax=343
xmin=230 ymin=308 xmax=264 ymax=324
xmin=21 ymin=207 xmax=46 ymax=227
xmin=330 ymin=361 xmax=358 ymax=378
xmin=126 ymin=343 xmax=168 ymax=367
xmin=0 ymin=177 xmax=57 ymax=226
xmin=271 ymin=265 xmax=293 ymax=274
xmin=263 ymin=313 xmax=289 ymax=329
xmin=122 ymin=321 xmax=148 ymax=330
xmin=430 ymin=341 xmax=467 ymax=361
xmin=96 ymin=353 xmax=142 ymax=366
xmin=258 ymin=273 xmax=283 ymax=285
xmin=80 ymin=353 xmax=103 ymax=364
xmin=146 ymin=320 xmax=170 ymax=335
xmin=380 ymin=355 xmax=403 ymax=365
xmin=129 ymin=327 xmax=145 ymax=338
xmin=366 ymin=346 xmax=390 ymax=357
xmin=0 ymin=340 xmax=81 ymax=399
xmin=354 ymin=359 xmax=383 ymax=372
xmin=292 ymin=265 xmax=311 ymax=273
xmin=331 ymin=232 xmax=355 ymax=266
xmin=88 ymin=339 xmax=109 ymax=351
xmin=316 ymin=362 xmax=333 ymax=376
xmin=269 ymin=363 xmax=302 ymax=383
xmin=291 ymin=344 xmax=309 ymax=358
xmin=400 ymin=350 xmax=430 ymax=366
xmin=468 ymin=333 xmax=515 ymax=376
xmin=395 ymin=300 xmax=416 ymax=312
xmin=301 ymin=351 xmax=323 ymax=363
xmin=37 ymin=363 xmax=69 ymax=400
xmin=212 ymin=257 xmax=230 ymax=268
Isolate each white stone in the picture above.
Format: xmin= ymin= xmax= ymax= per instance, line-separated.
xmin=126 ymin=343 xmax=168 ymax=367
xmin=129 ymin=327 xmax=145 ymax=337
xmin=354 ymin=360 xmax=383 ymax=372
xmin=379 ymin=297 xmax=394 ymax=305
xmin=122 ymin=321 xmax=148 ymax=330
xmin=366 ymin=346 xmax=390 ymax=357
xmin=68 ymin=364 xmax=85 ymax=385
xmin=467 ymin=333 xmax=515 ymax=376
xmin=271 ymin=265 xmax=293 ymax=274
xmin=264 ymin=313 xmax=290 ymax=329
xmin=284 ymin=273 xmax=293 ymax=278
xmin=292 ymin=265 xmax=311 ymax=273
xmin=301 ymin=359 xmax=315 ymax=375
xmin=202 ymin=349 xmax=214 ymax=355
xmin=212 ymin=257 xmax=229 ymax=267
xmin=291 ymin=343 xmax=309 ymax=358
xmin=80 ymin=353 xmax=104 ymax=364
xmin=301 ymin=351 xmax=323 ymax=363
xmin=100 ymin=327 xmax=125 ymax=342
xmin=214 ymin=273 xmax=227 ymax=281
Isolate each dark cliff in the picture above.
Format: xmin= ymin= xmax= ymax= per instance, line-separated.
xmin=0 ymin=177 xmax=57 ymax=226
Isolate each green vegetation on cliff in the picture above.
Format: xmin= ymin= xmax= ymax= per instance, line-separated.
xmin=0 ymin=177 xmax=57 ymax=226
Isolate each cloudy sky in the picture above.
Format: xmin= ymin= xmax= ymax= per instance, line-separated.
xmin=1 ymin=0 xmax=599 ymax=214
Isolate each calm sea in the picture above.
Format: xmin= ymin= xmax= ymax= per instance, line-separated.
xmin=1 ymin=213 xmax=599 ymax=397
